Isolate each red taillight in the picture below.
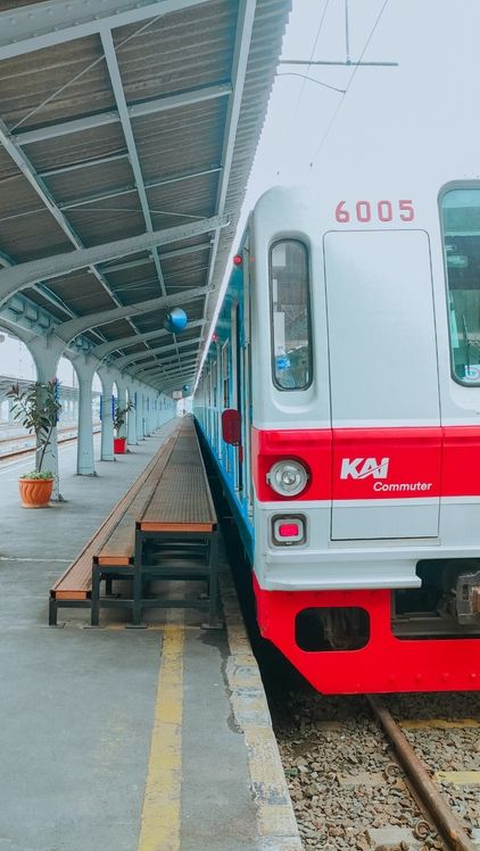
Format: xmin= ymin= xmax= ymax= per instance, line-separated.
xmin=233 ymin=254 xmax=243 ymax=266
xmin=278 ymin=523 xmax=300 ymax=538
xmin=272 ymin=516 xmax=306 ymax=546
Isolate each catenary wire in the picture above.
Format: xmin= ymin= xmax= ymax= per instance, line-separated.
xmin=309 ymin=0 xmax=392 ymax=167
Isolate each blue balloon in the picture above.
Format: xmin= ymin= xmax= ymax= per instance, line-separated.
xmin=164 ymin=308 xmax=188 ymax=333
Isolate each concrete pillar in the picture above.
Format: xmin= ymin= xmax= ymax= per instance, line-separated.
xmin=136 ymin=388 xmax=144 ymax=440
xmin=145 ymin=396 xmax=152 ymax=435
xmin=72 ymin=356 xmax=97 ymax=476
xmin=127 ymin=385 xmax=138 ymax=446
xmin=98 ymin=367 xmax=115 ymax=461
xmin=29 ymin=336 xmax=64 ymax=501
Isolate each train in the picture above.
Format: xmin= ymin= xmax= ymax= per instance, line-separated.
xmin=194 ymin=183 xmax=480 ymax=694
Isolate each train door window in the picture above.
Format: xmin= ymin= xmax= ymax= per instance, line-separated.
xmin=269 ymin=239 xmax=312 ymax=390
xmin=231 ymin=301 xmax=243 ymax=493
xmin=222 ymin=342 xmax=230 ymax=408
xmin=441 ymin=187 xmax=480 ymax=384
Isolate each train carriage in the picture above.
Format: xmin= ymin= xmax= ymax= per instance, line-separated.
xmin=195 ymin=183 xmax=480 ymax=694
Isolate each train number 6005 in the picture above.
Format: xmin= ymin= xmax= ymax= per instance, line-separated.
xmin=335 ymin=200 xmax=415 ymax=224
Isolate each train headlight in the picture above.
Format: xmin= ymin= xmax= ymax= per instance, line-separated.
xmin=267 ymin=460 xmax=309 ymax=497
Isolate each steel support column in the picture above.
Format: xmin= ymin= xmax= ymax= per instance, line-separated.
xmin=128 ymin=388 xmax=139 ymax=446
xmin=98 ymin=368 xmax=115 ymax=461
xmin=72 ymin=356 xmax=98 ymax=476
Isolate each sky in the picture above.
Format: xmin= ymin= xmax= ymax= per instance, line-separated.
xmin=201 ymin=0 xmax=480 ymax=351
xmin=244 ymin=0 xmax=480 ymax=202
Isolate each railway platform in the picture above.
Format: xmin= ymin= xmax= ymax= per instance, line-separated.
xmin=0 ymin=420 xmax=300 ymax=851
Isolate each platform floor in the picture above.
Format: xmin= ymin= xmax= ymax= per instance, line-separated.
xmin=0 ymin=421 xmax=300 ymax=851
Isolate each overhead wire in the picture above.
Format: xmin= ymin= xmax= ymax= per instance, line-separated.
xmin=277 ymin=73 xmax=345 ymax=94
xmin=290 ymin=0 xmax=334 ymax=122
xmin=309 ymin=0 xmax=392 ymax=167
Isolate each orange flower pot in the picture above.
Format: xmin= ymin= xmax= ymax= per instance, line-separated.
xmin=19 ymin=477 xmax=54 ymax=509
xmin=114 ymin=437 xmax=127 ymax=454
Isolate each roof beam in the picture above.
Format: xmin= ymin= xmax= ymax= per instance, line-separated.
xmin=100 ymin=27 xmax=167 ymax=298
xmin=200 ymin=0 xmax=257 ymax=367
xmin=130 ymin=356 xmax=200 ymax=380
xmin=59 ymin=168 xmax=222 ymax=213
xmin=56 ymin=285 xmax=211 ymax=343
xmin=0 ymin=0 xmax=215 ymax=61
xmin=0 ymin=117 xmax=130 ymax=341
xmin=101 ymin=242 xmax=211 ymax=275
xmin=136 ymin=360 xmax=198 ymax=381
xmin=0 ymin=213 xmax=228 ymax=304
xmin=15 ymin=87 xmax=231 ymax=146
xmin=39 ymin=153 xmax=129 ymax=179
xmin=95 ymin=318 xmax=205 ymax=359
xmin=114 ymin=336 xmax=200 ymax=369
xmin=152 ymin=372 xmax=196 ymax=390
xmin=129 ymin=354 xmax=199 ymax=382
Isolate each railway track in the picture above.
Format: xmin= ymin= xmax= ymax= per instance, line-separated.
xmin=0 ymin=425 xmax=101 ymax=460
xmin=270 ymin=686 xmax=480 ymax=851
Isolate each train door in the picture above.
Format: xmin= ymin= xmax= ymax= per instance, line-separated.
xmin=324 ymin=230 xmax=442 ymax=540
xmin=230 ymin=301 xmax=244 ymax=493
xmin=221 ymin=341 xmax=230 ymax=473
xmin=241 ymin=246 xmax=254 ymax=518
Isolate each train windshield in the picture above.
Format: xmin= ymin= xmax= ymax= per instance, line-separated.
xmin=442 ymin=187 xmax=480 ymax=384
xmin=269 ymin=239 xmax=312 ymax=390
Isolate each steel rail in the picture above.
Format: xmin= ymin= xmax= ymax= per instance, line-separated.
xmin=0 ymin=427 xmax=101 ymax=461
xmin=367 ymin=696 xmax=478 ymax=851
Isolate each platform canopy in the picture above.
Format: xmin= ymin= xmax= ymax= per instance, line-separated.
xmin=0 ymin=0 xmax=290 ymax=393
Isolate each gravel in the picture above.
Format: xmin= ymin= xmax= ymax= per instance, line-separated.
xmin=269 ymin=688 xmax=480 ymax=851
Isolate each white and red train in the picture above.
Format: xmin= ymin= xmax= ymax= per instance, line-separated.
xmin=195 ymin=183 xmax=480 ymax=694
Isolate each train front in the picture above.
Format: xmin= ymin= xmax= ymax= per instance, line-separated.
xmin=248 ymin=185 xmax=480 ymax=694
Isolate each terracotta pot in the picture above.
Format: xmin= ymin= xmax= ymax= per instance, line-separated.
xmin=19 ymin=477 xmax=54 ymax=509
xmin=113 ymin=437 xmax=127 ymax=454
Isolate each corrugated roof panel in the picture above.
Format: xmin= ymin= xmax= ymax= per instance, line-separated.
xmin=114 ymin=0 xmax=236 ymax=99
xmin=0 ymin=209 xmax=72 ymax=262
xmin=26 ymin=124 xmax=127 ymax=173
xmin=42 ymin=270 xmax=116 ymax=316
xmin=133 ymin=98 xmax=227 ymax=181
xmin=43 ymin=157 xmax=135 ymax=207
xmin=67 ymin=195 xmax=145 ymax=248
xmin=0 ymin=35 xmax=113 ymax=131
xmin=146 ymin=170 xmax=219 ymax=220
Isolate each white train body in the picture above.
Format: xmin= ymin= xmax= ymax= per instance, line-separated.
xmin=196 ymin=181 xmax=480 ymax=693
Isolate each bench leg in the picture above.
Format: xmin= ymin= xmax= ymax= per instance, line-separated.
xmin=49 ymin=597 xmax=58 ymax=626
xmin=132 ymin=534 xmax=143 ymax=626
xmin=91 ymin=566 xmax=101 ymax=627
xmin=207 ymin=532 xmax=220 ymax=627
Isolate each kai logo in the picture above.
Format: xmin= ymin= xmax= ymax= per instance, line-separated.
xmin=340 ymin=457 xmax=390 ymax=480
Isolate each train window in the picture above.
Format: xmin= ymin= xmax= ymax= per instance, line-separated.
xmin=269 ymin=239 xmax=312 ymax=390
xmin=442 ymin=187 xmax=480 ymax=385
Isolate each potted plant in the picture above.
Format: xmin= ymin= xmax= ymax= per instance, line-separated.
xmin=113 ymin=401 xmax=135 ymax=454
xmin=7 ymin=380 xmax=62 ymax=508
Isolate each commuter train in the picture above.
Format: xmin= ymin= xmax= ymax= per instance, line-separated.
xmin=194 ymin=183 xmax=480 ymax=694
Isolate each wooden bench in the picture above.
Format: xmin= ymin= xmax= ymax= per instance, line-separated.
xmin=48 ymin=424 xmax=178 ymax=625
xmin=91 ymin=418 xmax=220 ymax=628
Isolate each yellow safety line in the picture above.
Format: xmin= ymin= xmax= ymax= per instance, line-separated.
xmin=435 ymin=771 xmax=480 ymax=785
xmin=400 ymin=719 xmax=480 ymax=730
xmin=138 ymin=616 xmax=184 ymax=851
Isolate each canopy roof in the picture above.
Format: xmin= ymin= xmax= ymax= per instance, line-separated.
xmin=0 ymin=0 xmax=290 ymax=392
